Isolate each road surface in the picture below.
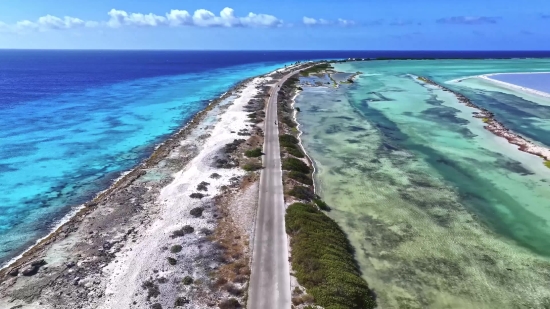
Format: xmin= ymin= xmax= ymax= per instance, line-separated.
xmin=247 ymin=69 xmax=303 ymax=309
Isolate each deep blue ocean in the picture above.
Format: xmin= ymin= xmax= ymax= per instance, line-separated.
xmin=1 ymin=50 xmax=550 ymax=266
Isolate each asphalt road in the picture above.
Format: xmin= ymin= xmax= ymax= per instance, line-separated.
xmin=247 ymin=69 xmax=302 ymax=309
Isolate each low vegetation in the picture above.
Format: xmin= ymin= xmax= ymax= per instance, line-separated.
xmin=282 ymin=158 xmax=310 ymax=174
xmin=286 ymin=203 xmax=376 ymax=309
xmin=170 ymin=245 xmax=182 ymax=253
xmin=182 ymin=276 xmax=193 ymax=285
xmin=300 ymin=63 xmax=333 ymax=76
xmin=286 ymin=146 xmax=305 ymax=158
xmin=288 ymin=171 xmax=313 ymax=185
xmin=167 ymin=257 xmax=177 ymax=266
xmin=544 ymin=161 xmax=550 ymax=169
xmin=313 ymin=199 xmax=331 ymax=211
xmin=244 ymin=148 xmax=263 ymax=158
xmin=242 ymin=162 xmax=263 ymax=171
xmin=280 ymin=134 xmax=299 ymax=147
xmin=288 ymin=186 xmax=315 ymax=201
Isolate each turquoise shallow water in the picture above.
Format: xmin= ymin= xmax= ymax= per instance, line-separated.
xmin=296 ymin=59 xmax=550 ymax=308
xmin=0 ymin=61 xmax=290 ymax=265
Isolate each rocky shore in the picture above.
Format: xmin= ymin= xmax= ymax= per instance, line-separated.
xmin=417 ymin=76 xmax=550 ymax=162
xmin=0 ymin=64 xmax=304 ymax=309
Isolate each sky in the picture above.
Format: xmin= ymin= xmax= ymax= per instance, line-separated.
xmin=1 ymin=0 xmax=550 ymax=50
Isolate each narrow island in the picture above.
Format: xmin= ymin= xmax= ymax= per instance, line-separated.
xmin=417 ymin=76 xmax=550 ymax=167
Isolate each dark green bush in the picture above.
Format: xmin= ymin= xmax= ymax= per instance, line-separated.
xmin=167 ymin=257 xmax=177 ymax=265
xmin=243 ymin=162 xmax=263 ymax=171
xmin=171 ymin=225 xmax=194 ymax=238
xmin=245 ymin=148 xmax=263 ymax=158
xmin=282 ymin=158 xmax=310 ymax=174
xmin=288 ymin=171 xmax=313 ymax=185
xmin=280 ymin=134 xmax=299 ymax=146
xmin=218 ymin=298 xmax=241 ymax=309
xmin=170 ymin=245 xmax=182 ymax=253
xmin=285 ymin=203 xmax=376 ymax=309
xmin=314 ymin=199 xmax=331 ymax=211
xmin=190 ymin=207 xmax=204 ymax=217
xmin=282 ymin=116 xmax=297 ymax=128
xmin=182 ymin=276 xmax=193 ymax=285
xmin=288 ymin=186 xmax=315 ymax=201
xmin=286 ymin=146 xmax=305 ymax=158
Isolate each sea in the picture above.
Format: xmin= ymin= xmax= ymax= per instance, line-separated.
xmin=489 ymin=72 xmax=550 ymax=93
xmin=1 ymin=50 xmax=550 ymax=290
xmin=295 ymin=57 xmax=550 ymax=308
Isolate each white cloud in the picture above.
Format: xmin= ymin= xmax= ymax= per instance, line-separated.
xmin=303 ymin=16 xmax=330 ymax=25
xmin=338 ymin=18 xmax=355 ymax=26
xmin=0 ymin=8 xmax=354 ymax=33
xmin=166 ymin=10 xmax=193 ymax=26
xmin=107 ymin=9 xmax=166 ymax=27
xmin=303 ymin=16 xmax=353 ymax=26
xmin=303 ymin=17 xmax=318 ymax=25
xmin=105 ymin=7 xmax=282 ymax=28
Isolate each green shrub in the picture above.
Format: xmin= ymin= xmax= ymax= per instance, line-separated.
xmin=282 ymin=158 xmax=310 ymax=174
xmin=288 ymin=186 xmax=315 ymax=201
xmin=190 ymin=207 xmax=204 ymax=217
xmin=285 ymin=203 xmax=376 ymax=309
xmin=280 ymin=134 xmax=299 ymax=145
xmin=282 ymin=116 xmax=297 ymax=128
xmin=288 ymin=171 xmax=313 ymax=185
xmin=245 ymin=148 xmax=263 ymax=158
xmin=218 ymin=298 xmax=241 ymax=309
xmin=314 ymin=199 xmax=331 ymax=211
xmin=300 ymin=63 xmax=333 ymax=76
xmin=286 ymin=146 xmax=305 ymax=158
xmin=170 ymin=245 xmax=182 ymax=253
xmin=544 ymin=161 xmax=550 ymax=169
xmin=167 ymin=257 xmax=177 ymax=266
xmin=182 ymin=276 xmax=193 ymax=285
xmin=243 ymin=162 xmax=263 ymax=171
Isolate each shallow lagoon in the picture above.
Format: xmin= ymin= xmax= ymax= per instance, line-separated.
xmin=295 ymin=59 xmax=550 ymax=308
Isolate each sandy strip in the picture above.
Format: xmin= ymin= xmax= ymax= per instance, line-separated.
xmin=417 ymin=76 xmax=550 ymax=162
xmin=0 ymin=63 xmax=307 ymax=309
xmin=97 ymin=76 xmax=265 ymax=308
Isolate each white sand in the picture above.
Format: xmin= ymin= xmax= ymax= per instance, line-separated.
xmin=96 ymin=75 xmax=270 ymax=309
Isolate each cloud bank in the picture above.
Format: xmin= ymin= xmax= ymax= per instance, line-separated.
xmin=0 ymin=7 xmax=284 ymax=32
xmin=107 ymin=8 xmax=282 ymax=28
xmin=436 ymin=16 xmax=500 ymax=25
xmin=302 ymin=17 xmax=355 ymax=26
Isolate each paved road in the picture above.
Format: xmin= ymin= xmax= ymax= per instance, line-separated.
xmin=247 ymin=69 xmax=303 ymax=309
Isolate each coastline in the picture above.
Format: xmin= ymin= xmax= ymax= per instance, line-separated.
xmin=0 ymin=76 xmax=254 ymax=273
xmin=277 ymin=64 xmax=376 ymax=309
xmin=417 ymin=76 xmax=550 ymax=161
xmin=0 ymin=64 xmax=305 ymax=309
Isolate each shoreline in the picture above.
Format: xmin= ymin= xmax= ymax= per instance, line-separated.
xmin=417 ymin=76 xmax=550 ymax=162
xmin=0 ymin=76 xmax=255 ymax=273
xmin=0 ymin=63 xmax=311 ymax=309
xmin=278 ymin=64 xmax=376 ymax=309
xmin=290 ymin=91 xmax=318 ymax=195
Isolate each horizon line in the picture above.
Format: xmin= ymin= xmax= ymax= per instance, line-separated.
xmin=1 ymin=48 xmax=550 ymax=52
